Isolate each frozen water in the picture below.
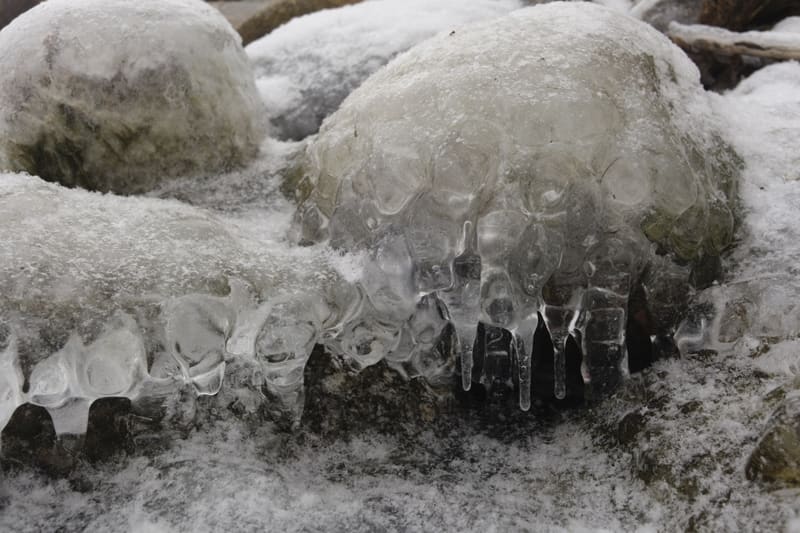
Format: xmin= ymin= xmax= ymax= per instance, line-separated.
xmin=0 ymin=173 xmax=357 ymax=435
xmin=0 ymin=0 xmax=266 ymax=193
xmin=675 ymin=61 xmax=800 ymax=355
xmin=246 ymin=0 xmax=523 ymax=140
xmin=296 ymin=3 xmax=740 ymax=408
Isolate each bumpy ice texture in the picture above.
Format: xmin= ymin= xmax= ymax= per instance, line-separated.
xmin=246 ymin=0 xmax=523 ymax=141
xmin=295 ymin=3 xmax=740 ymax=409
xmin=0 ymin=0 xmax=267 ymax=193
xmin=0 ymin=174 xmax=352 ymax=438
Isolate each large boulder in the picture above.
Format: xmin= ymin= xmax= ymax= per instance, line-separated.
xmin=0 ymin=0 xmax=267 ymax=193
xmin=294 ymin=2 xmax=741 ymax=407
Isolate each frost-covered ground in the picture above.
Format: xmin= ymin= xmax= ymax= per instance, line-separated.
xmin=2 ymin=2 xmax=800 ymax=531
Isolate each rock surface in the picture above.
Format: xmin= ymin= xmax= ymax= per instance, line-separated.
xmin=747 ymin=393 xmax=800 ymax=484
xmin=0 ymin=0 xmax=266 ymax=193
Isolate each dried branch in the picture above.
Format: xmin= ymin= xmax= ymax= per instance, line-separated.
xmin=668 ymin=22 xmax=800 ymax=61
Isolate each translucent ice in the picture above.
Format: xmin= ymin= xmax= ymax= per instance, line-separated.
xmin=246 ymin=0 xmax=522 ymax=140
xmin=0 ymin=174 xmax=352 ymax=434
xmin=295 ymin=3 xmax=740 ymax=408
xmin=0 ymin=0 xmax=266 ymax=193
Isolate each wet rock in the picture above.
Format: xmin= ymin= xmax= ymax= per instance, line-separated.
xmin=300 ymin=345 xmax=454 ymax=437
xmin=617 ymin=410 xmax=647 ymax=446
xmin=746 ymin=394 xmax=800 ymax=484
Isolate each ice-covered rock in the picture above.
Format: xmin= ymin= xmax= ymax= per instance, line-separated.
xmin=295 ymin=2 xmax=740 ymax=408
xmin=0 ymin=0 xmax=267 ymax=194
xmin=0 ymin=174 xmax=355 ymax=437
xmin=246 ymin=0 xmax=523 ymax=140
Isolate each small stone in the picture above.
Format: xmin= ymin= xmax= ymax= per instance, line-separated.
xmin=617 ymin=410 xmax=647 ymax=446
xmin=746 ymin=394 xmax=800 ymax=484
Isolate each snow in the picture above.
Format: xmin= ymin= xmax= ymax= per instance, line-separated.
xmin=246 ymin=0 xmax=523 ymax=140
xmin=2 ymin=3 xmax=800 ymax=533
xmin=774 ymin=17 xmax=800 ymax=34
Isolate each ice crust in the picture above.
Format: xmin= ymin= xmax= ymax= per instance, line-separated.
xmin=246 ymin=0 xmax=523 ymax=140
xmin=0 ymin=0 xmax=267 ymax=193
xmin=297 ymin=3 xmax=740 ymax=408
xmin=0 ymin=173 xmax=350 ymax=437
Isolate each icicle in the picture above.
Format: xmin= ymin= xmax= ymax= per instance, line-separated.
xmin=441 ymin=254 xmax=481 ymax=391
xmin=0 ymin=328 xmax=23 ymax=437
xmin=513 ymin=315 xmax=538 ymax=411
xmin=46 ymin=399 xmax=92 ymax=438
xmin=580 ymin=286 xmax=629 ymax=398
xmin=458 ymin=325 xmax=477 ymax=391
xmin=543 ymin=304 xmax=573 ymax=400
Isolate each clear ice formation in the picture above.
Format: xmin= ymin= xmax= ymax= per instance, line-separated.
xmin=0 ymin=3 xmax=743 ymax=445
xmin=0 ymin=174 xmax=347 ymax=439
xmin=0 ymin=0 xmax=266 ymax=194
xmin=246 ymin=0 xmax=522 ymax=141
xmin=294 ymin=3 xmax=740 ymax=410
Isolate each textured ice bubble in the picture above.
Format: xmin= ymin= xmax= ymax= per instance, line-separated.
xmin=247 ymin=0 xmax=523 ymax=141
xmin=294 ymin=2 xmax=741 ymax=409
xmin=0 ymin=0 xmax=267 ymax=193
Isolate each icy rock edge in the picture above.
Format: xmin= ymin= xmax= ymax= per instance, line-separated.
xmin=0 ymin=0 xmax=267 ymax=194
xmin=292 ymin=3 xmax=741 ymax=411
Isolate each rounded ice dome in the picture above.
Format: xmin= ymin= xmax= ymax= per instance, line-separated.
xmin=295 ymin=2 xmax=741 ymax=405
xmin=0 ymin=0 xmax=267 ymax=193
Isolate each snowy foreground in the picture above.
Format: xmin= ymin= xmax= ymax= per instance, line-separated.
xmin=2 ymin=2 xmax=800 ymax=532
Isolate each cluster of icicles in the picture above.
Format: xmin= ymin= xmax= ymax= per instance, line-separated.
xmin=0 ymin=234 xmax=705 ymax=444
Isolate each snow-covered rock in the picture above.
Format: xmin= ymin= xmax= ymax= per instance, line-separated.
xmin=0 ymin=0 xmax=267 ymax=193
xmin=247 ymin=0 xmax=522 ymax=140
xmin=296 ymin=2 xmax=741 ymax=407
